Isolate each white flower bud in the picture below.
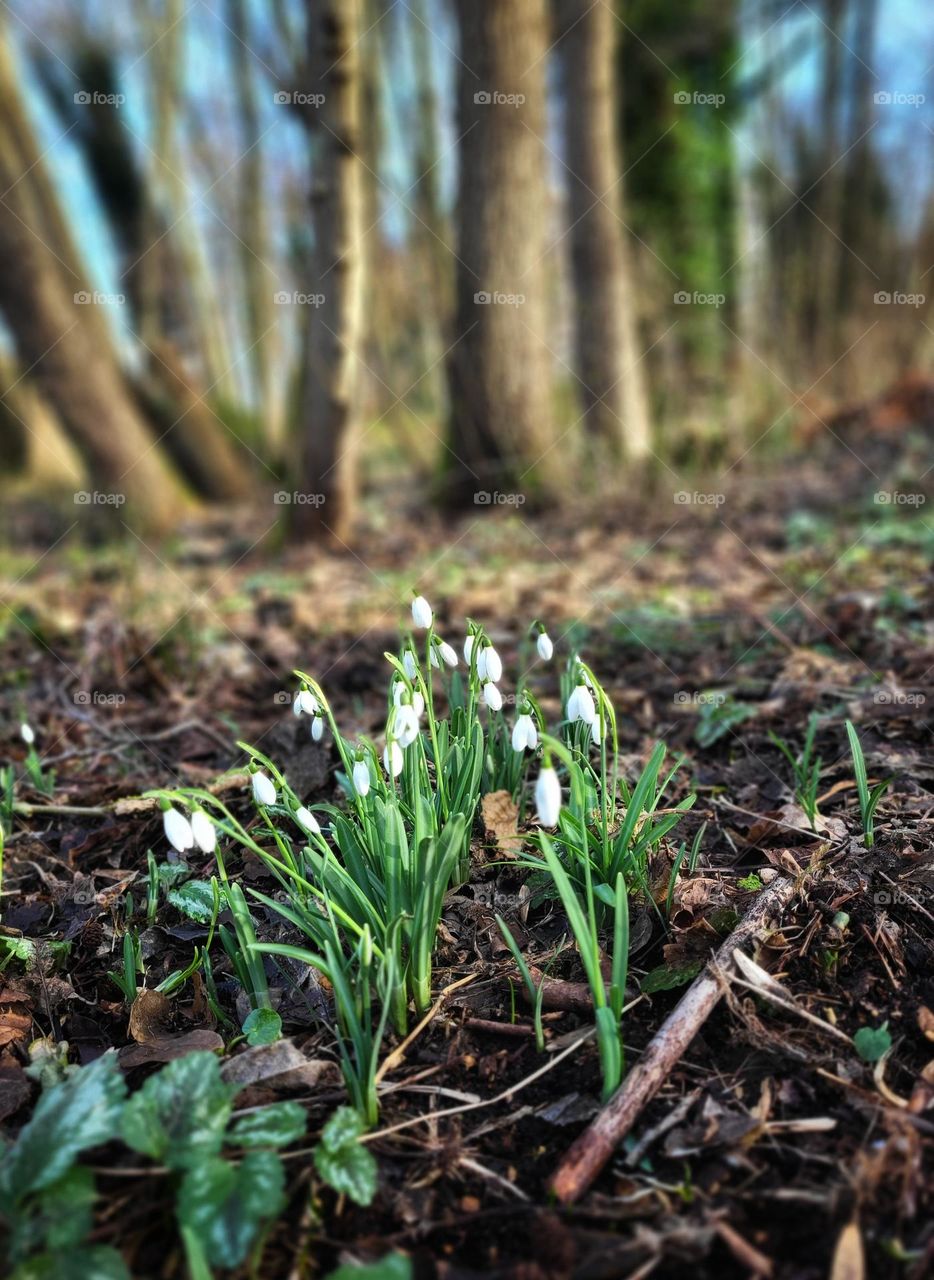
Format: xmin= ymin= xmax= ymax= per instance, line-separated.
xmin=535 ymin=767 xmax=561 ymax=827
xmin=352 ymin=758 xmax=371 ymax=796
xmin=163 ymin=806 xmax=194 ymax=853
xmin=511 ymin=713 xmax=538 ymax=753
xmin=537 ymin=632 xmax=553 ymax=661
xmin=251 ymin=771 xmax=277 ymax=807
xmin=20 ymin=723 xmax=34 ymax=745
xmin=411 ymin=595 xmax=433 ymax=629
xmin=311 ymin=715 xmax=324 ymax=741
xmin=483 ymin=682 xmax=503 ymax=711
xmin=482 ymin=646 xmax=502 ymax=683
xmin=190 ymin=809 xmax=216 ymax=853
xmin=383 ymin=741 xmax=404 ymax=777
xmin=295 ymin=806 xmax=320 ymax=836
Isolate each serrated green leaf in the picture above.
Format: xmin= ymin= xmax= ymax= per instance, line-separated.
xmin=11 ymin=1245 xmax=130 ymax=1280
xmin=243 ymin=1007 xmax=282 ymax=1046
xmin=229 ymin=1101 xmax=307 ymax=1149
xmin=326 ymin=1255 xmax=412 ymax=1280
xmin=640 ymin=963 xmax=702 ymax=994
xmin=853 ymin=1022 xmax=892 ymax=1063
xmin=120 ymin=1050 xmax=232 ymax=1170
xmin=314 ymin=1139 xmax=377 ymax=1206
xmin=0 ymin=1053 xmax=126 ymax=1206
xmin=166 ymin=880 xmax=216 ymax=923
xmin=177 ymin=1151 xmax=285 ymax=1269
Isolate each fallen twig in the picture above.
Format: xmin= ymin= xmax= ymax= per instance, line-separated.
xmin=549 ymin=874 xmax=801 ymax=1204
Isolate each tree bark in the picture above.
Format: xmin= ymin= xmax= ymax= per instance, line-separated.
xmin=445 ymin=0 xmax=556 ymax=505
xmin=0 ymin=30 xmax=190 ymax=533
xmin=554 ymin=0 xmax=650 ymax=458
xmin=292 ymin=0 xmax=367 ymax=543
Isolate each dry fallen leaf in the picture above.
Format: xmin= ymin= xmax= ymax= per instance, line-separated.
xmin=829 ymin=1221 xmax=864 ymax=1280
xmin=128 ymin=989 xmax=173 ymax=1044
xmin=481 ymin=790 xmax=523 ymax=857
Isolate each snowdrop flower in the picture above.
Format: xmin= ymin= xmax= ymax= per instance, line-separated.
xmin=20 ymin=723 xmax=34 ymax=746
xmin=310 ymin=715 xmax=324 ymax=742
xmin=463 ymin=633 xmax=475 ymax=665
xmin=251 ymin=770 xmax=277 ymax=807
xmin=535 ymin=766 xmax=561 ymax=827
xmin=480 ymin=645 xmax=502 ymax=683
xmin=591 ymin=716 xmax=604 ymax=746
xmin=163 ymin=806 xmax=194 ymax=853
xmin=394 ymin=703 xmax=420 ymax=748
xmin=437 ymin=639 xmax=458 ymax=668
xmin=511 ymin=713 xmax=538 ymax=753
xmin=536 ymin=631 xmax=553 ymax=661
xmin=190 ymin=809 xmax=216 ymax=854
xmin=393 ymin=683 xmax=424 ymax=717
xmin=483 ymin=682 xmax=503 ymax=712
xmin=293 ymin=689 xmax=318 ymax=717
xmin=383 ymin=740 xmax=404 ymax=778
xmin=402 ymin=648 xmax=418 ymax=679
xmin=294 ymin=806 xmax=320 ymax=836
xmin=352 ymin=758 xmax=371 ymax=797
xmin=411 ymin=595 xmax=433 ymax=629
xmin=567 ymin=683 xmax=596 ymax=725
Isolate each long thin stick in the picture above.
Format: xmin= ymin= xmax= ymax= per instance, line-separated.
xmin=549 ymin=874 xmax=799 ymax=1204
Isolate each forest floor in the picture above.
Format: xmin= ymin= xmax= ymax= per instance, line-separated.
xmin=1 ymin=393 xmax=934 ymax=1278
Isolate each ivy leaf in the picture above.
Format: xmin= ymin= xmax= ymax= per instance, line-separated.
xmin=853 ymin=1022 xmax=892 ymax=1063
xmin=121 ymin=1050 xmax=232 ymax=1170
xmin=166 ymin=880 xmax=216 ymax=923
xmin=229 ymin=1102 xmax=307 ymax=1149
xmin=6 ymin=1168 xmax=97 ymax=1266
xmin=177 ymin=1152 xmax=285 ymax=1269
xmin=11 ymin=1245 xmax=131 ymax=1280
xmin=640 ymin=963 xmax=702 ymax=994
xmin=0 ymin=1052 xmax=126 ymax=1205
xmin=243 ymin=1008 xmax=282 ymax=1046
xmin=326 ymin=1256 xmax=413 ymax=1280
xmin=314 ymin=1107 xmax=377 ymax=1206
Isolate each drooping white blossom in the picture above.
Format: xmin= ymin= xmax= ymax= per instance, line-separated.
xmin=164 ymin=806 xmax=194 ymax=853
xmin=481 ymin=645 xmax=502 ymax=683
xmin=20 ymin=723 xmax=35 ymax=746
xmin=511 ymin=713 xmax=538 ymax=752
xmin=402 ymin=649 xmax=418 ymax=679
xmin=294 ymin=806 xmax=321 ymax=836
xmin=537 ymin=631 xmax=553 ymax=661
xmin=567 ymin=684 xmax=596 ymax=725
xmin=352 ymin=758 xmax=371 ymax=797
xmin=311 ymin=715 xmax=325 ymax=742
xmin=483 ymin=682 xmax=503 ymax=712
xmin=535 ymin=766 xmax=561 ymax=827
xmin=394 ymin=703 xmax=420 ymax=748
xmin=252 ymin=771 xmax=277 ymax=807
xmin=437 ymin=639 xmax=458 ymax=668
xmin=190 ymin=809 xmax=216 ymax=854
xmin=294 ymin=689 xmax=318 ymax=717
xmin=393 ymin=683 xmax=424 ymax=717
xmin=463 ymin=634 xmax=475 ymax=665
xmin=383 ymin=741 xmax=404 ymax=777
xmin=411 ymin=595 xmax=433 ymax=629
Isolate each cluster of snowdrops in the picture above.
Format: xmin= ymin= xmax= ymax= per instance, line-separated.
xmin=148 ymin=596 xmax=695 ymax=1121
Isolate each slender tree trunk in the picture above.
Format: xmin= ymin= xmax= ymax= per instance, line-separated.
xmin=554 ymin=0 xmax=650 ymax=458
xmin=0 ymin=27 xmax=189 ymax=532
xmin=445 ymin=0 xmax=556 ymax=504
xmin=293 ymin=0 xmax=366 ymax=543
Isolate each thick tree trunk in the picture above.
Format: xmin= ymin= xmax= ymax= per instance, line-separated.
xmin=445 ymin=0 xmax=556 ymax=505
xmin=292 ymin=0 xmax=366 ymax=543
xmin=0 ymin=37 xmax=190 ymax=532
xmin=554 ymin=0 xmax=650 ymax=459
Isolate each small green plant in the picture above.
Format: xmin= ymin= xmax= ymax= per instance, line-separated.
xmin=313 ymin=1106 xmax=379 ymax=1206
xmin=19 ymin=724 xmax=55 ymax=798
xmin=495 ymin=916 xmax=547 ymax=1052
xmin=845 ymin=720 xmax=890 ymax=848
xmin=769 ymin=713 xmax=823 ymax=830
xmin=694 ymin=694 xmax=755 ymax=748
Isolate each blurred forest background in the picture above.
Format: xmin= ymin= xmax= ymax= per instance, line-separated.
xmin=0 ymin=0 xmax=931 ymax=545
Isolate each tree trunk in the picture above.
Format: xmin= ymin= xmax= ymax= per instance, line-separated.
xmin=292 ymin=0 xmax=366 ymax=543
xmin=445 ymin=0 xmax=556 ymax=505
xmin=554 ymin=0 xmax=650 ymax=458
xmin=0 ymin=34 xmax=190 ymax=533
